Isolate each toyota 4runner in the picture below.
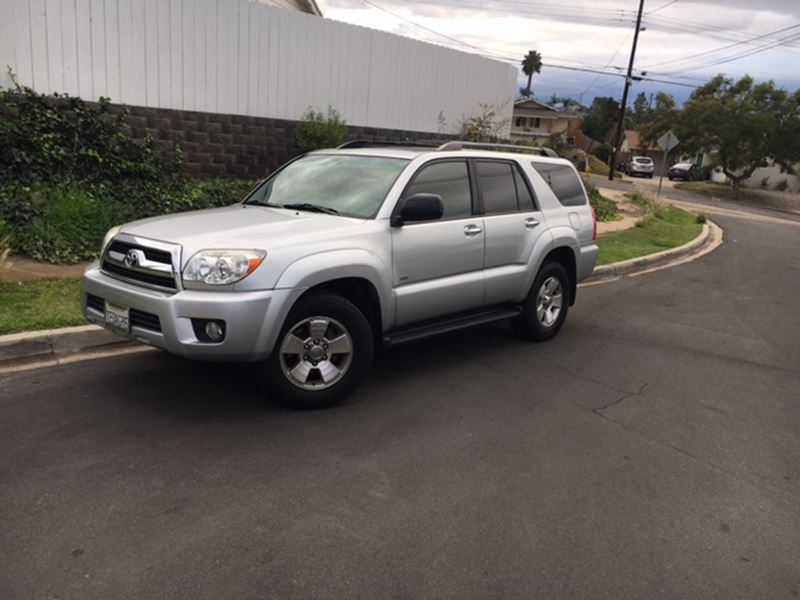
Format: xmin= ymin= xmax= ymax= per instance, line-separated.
xmin=82 ymin=141 xmax=599 ymax=408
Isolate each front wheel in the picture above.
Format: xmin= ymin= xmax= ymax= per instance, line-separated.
xmin=263 ymin=293 xmax=374 ymax=409
xmin=513 ymin=262 xmax=571 ymax=341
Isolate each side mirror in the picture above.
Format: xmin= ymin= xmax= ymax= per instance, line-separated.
xmin=391 ymin=193 xmax=444 ymax=227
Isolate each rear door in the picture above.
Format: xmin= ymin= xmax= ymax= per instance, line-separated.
xmin=391 ymin=159 xmax=485 ymax=326
xmin=475 ymin=159 xmax=548 ymax=305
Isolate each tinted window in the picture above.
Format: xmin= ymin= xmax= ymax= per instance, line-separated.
xmin=476 ymin=161 xmax=517 ymax=214
xmin=531 ymin=162 xmax=586 ymax=206
xmin=513 ymin=167 xmax=535 ymax=211
xmin=405 ymin=161 xmax=472 ymax=219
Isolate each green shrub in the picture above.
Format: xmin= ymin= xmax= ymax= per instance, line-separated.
xmin=583 ymin=178 xmax=621 ymax=222
xmin=775 ymin=178 xmax=789 ymax=192
xmin=11 ymin=185 xmax=123 ymax=264
xmin=182 ymin=178 xmax=256 ymax=211
xmin=695 ymin=213 xmax=707 ymax=224
xmin=626 ymin=191 xmax=666 ymax=225
xmin=593 ymin=143 xmax=613 ymax=165
xmin=0 ymin=75 xmax=185 ymax=221
xmin=296 ymin=107 xmax=348 ymax=152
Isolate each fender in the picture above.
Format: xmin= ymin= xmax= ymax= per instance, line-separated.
xmin=521 ymin=227 xmax=579 ymax=297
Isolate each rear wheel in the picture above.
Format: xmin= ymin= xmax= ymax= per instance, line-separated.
xmin=513 ymin=262 xmax=571 ymax=341
xmin=264 ymin=293 xmax=374 ymax=409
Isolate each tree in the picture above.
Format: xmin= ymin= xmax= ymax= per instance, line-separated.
xmin=521 ymin=50 xmax=543 ymax=98
xmin=639 ymin=92 xmax=677 ymax=147
xmin=628 ymin=92 xmax=650 ymax=129
xmin=675 ymin=75 xmax=800 ymax=195
xmin=581 ymin=96 xmax=620 ymax=141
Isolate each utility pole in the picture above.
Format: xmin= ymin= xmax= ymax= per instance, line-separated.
xmin=608 ymin=0 xmax=646 ymax=181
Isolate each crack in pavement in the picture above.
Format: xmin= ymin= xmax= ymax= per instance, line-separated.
xmin=593 ymin=382 xmax=648 ymax=415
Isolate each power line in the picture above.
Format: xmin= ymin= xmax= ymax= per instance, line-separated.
xmin=646 ymin=0 xmax=678 ymax=14
xmin=641 ymin=22 xmax=800 ymax=69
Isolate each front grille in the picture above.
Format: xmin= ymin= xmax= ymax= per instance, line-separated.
xmin=101 ymin=260 xmax=177 ymax=289
xmin=85 ymin=293 xmax=162 ymax=332
xmin=108 ymin=240 xmax=172 ymax=264
xmin=101 ymin=236 xmax=179 ymax=291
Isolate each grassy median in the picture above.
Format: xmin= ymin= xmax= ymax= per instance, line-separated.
xmin=0 ymin=277 xmax=84 ymax=335
xmin=596 ymin=198 xmax=703 ymax=266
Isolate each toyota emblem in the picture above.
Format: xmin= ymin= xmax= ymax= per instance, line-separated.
xmin=124 ymin=249 xmax=139 ymax=268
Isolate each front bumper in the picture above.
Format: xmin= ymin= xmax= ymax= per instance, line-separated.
xmin=81 ymin=263 xmax=303 ymax=361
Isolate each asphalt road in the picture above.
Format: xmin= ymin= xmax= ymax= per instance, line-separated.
xmin=2 ymin=202 xmax=800 ymax=599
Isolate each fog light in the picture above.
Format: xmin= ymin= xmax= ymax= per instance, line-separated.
xmin=205 ymin=321 xmax=224 ymax=342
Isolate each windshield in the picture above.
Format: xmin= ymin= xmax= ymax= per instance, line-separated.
xmin=245 ymin=154 xmax=410 ymax=218
xmin=634 ymin=157 xmax=653 ymax=164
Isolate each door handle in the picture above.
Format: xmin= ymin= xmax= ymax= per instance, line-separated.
xmin=524 ymin=217 xmax=540 ymax=229
xmin=463 ymin=224 xmax=483 ymax=236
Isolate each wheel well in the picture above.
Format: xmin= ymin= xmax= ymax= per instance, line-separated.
xmin=300 ymin=278 xmax=382 ymax=339
xmin=543 ymin=247 xmax=577 ymax=305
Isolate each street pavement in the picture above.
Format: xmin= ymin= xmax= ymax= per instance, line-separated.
xmin=2 ymin=200 xmax=800 ymax=599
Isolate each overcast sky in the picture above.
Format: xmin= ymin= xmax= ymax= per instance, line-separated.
xmin=315 ymin=0 xmax=800 ymax=105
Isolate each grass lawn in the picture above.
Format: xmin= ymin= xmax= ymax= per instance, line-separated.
xmin=596 ymin=205 xmax=703 ymax=266
xmin=0 ymin=277 xmax=84 ymax=335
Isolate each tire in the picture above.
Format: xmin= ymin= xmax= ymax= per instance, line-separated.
xmin=263 ymin=293 xmax=374 ymax=409
xmin=513 ymin=261 xmax=571 ymax=342
xmin=668 ymin=175 xmax=673 ymax=181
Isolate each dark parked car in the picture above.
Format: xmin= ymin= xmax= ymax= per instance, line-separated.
xmin=668 ymin=162 xmax=700 ymax=181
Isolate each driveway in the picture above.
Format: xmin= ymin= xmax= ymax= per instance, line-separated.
xmin=2 ymin=201 xmax=800 ymax=599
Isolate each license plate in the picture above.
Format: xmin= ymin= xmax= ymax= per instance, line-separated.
xmin=104 ymin=301 xmax=130 ymax=334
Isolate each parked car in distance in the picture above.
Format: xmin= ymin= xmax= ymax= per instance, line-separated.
xmin=82 ymin=141 xmax=598 ymax=409
xmin=668 ymin=162 xmax=700 ymax=181
xmin=625 ymin=156 xmax=655 ymax=178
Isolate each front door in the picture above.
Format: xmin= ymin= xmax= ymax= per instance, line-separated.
xmin=391 ymin=159 xmax=485 ymax=326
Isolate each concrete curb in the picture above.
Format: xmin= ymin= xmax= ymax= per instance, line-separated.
xmin=585 ymin=219 xmax=719 ymax=283
xmin=0 ymin=324 xmax=133 ymax=366
xmin=0 ymin=219 xmax=722 ymax=368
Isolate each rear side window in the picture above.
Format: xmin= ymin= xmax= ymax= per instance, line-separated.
xmin=530 ymin=162 xmax=586 ymax=207
xmin=405 ymin=160 xmax=472 ymax=219
xmin=476 ymin=161 xmax=517 ymax=214
xmin=513 ymin=168 xmax=535 ymax=211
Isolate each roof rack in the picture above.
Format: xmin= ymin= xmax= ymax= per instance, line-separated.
xmin=337 ymin=140 xmax=439 ymax=149
xmin=436 ymin=141 xmax=559 ymax=158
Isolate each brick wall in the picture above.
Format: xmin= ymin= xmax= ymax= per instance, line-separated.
xmin=112 ymin=104 xmax=457 ymax=179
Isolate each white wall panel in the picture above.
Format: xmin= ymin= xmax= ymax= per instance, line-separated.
xmin=1 ymin=0 xmax=517 ymax=135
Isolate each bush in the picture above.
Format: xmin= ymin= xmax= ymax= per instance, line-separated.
xmin=7 ymin=185 xmax=124 ymax=264
xmin=583 ymin=178 xmax=621 ymax=222
xmin=593 ymin=143 xmax=613 ymax=165
xmin=0 ymin=76 xmax=184 ymax=196
xmin=760 ymin=176 xmax=770 ymax=189
xmin=626 ymin=191 xmax=665 ymax=226
xmin=296 ymin=107 xmax=348 ymax=152
xmin=775 ymin=178 xmax=789 ymax=192
xmin=696 ymin=213 xmax=707 ymax=224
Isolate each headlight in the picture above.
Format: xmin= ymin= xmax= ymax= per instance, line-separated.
xmin=100 ymin=226 xmax=121 ymax=254
xmin=183 ymin=249 xmax=266 ymax=286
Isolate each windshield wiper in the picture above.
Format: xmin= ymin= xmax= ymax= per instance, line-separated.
xmin=280 ymin=203 xmax=340 ymax=215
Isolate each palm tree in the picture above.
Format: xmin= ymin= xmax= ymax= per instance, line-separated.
xmin=521 ymin=50 xmax=543 ymax=98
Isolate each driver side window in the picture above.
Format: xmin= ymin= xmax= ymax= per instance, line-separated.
xmin=404 ymin=161 xmax=472 ymax=219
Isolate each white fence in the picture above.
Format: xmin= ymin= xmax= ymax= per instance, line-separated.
xmin=0 ymin=0 xmax=517 ymax=135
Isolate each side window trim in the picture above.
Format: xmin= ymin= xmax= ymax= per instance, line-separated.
xmin=396 ymin=158 xmax=477 ymax=224
xmin=512 ymin=162 xmax=539 ymax=211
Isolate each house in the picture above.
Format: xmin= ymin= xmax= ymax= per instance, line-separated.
xmin=510 ymin=99 xmax=577 ymax=144
xmin=256 ymin=0 xmax=322 ymax=15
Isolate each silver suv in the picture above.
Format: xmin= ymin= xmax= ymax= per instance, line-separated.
xmin=82 ymin=142 xmax=598 ymax=408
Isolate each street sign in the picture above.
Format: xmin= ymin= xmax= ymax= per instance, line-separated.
xmin=657 ymin=131 xmax=679 ymax=152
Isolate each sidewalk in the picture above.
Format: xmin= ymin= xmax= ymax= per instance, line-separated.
xmin=595 ymin=187 xmax=639 ymax=236
xmin=0 ymin=255 xmax=90 ymax=283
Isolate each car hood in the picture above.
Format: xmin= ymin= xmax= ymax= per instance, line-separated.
xmin=120 ymin=204 xmax=367 ymax=261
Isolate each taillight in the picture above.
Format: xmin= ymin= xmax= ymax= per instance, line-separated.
xmin=591 ymin=206 xmax=598 ymax=240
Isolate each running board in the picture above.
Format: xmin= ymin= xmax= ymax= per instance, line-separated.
xmin=384 ymin=306 xmax=522 ymax=347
